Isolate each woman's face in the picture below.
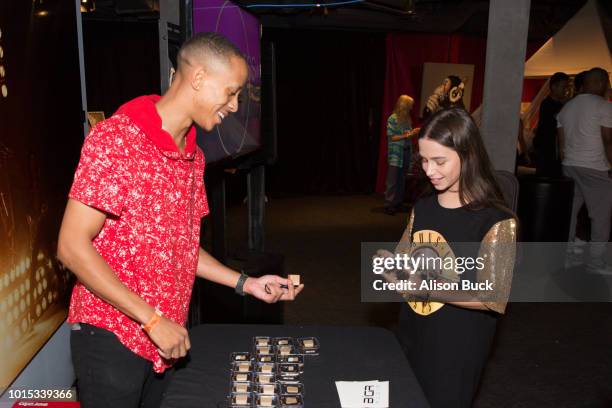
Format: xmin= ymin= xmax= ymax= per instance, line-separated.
xmin=418 ymin=137 xmax=461 ymax=192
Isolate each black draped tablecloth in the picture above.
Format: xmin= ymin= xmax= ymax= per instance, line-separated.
xmin=161 ymin=324 xmax=429 ymax=408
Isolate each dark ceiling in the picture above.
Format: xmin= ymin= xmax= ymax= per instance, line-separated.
xmin=234 ymin=0 xmax=610 ymax=41
xmin=84 ymin=0 xmax=612 ymax=42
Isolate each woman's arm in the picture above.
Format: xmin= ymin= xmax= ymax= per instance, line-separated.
xmin=431 ymin=218 xmax=517 ymax=312
xmin=390 ymin=128 xmax=421 ymax=142
xmin=471 ymin=218 xmax=518 ymax=314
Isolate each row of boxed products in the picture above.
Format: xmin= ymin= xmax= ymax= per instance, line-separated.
xmin=227 ymin=336 xmax=320 ymax=407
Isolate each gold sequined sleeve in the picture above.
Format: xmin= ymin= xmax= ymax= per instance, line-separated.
xmin=395 ymin=209 xmax=415 ymax=254
xmin=477 ymin=218 xmax=517 ymax=314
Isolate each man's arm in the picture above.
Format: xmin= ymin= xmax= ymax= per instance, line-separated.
xmin=557 ymin=127 xmax=565 ymax=161
xmin=195 ymin=248 xmax=303 ymax=303
xmin=602 ymin=126 xmax=612 ymax=168
xmin=57 ymin=199 xmax=190 ymax=360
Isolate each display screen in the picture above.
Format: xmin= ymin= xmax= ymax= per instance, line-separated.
xmin=193 ymin=0 xmax=262 ymax=165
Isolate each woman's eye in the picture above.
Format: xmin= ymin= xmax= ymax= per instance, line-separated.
xmin=435 ymin=161 xmax=445 ymax=166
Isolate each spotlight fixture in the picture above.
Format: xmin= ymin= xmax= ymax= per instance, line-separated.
xmin=0 ymin=27 xmax=5 ymax=99
xmin=80 ymin=0 xmax=95 ymax=13
xmin=32 ymin=0 xmax=50 ymax=17
xmin=402 ymin=0 xmax=416 ymax=15
xmin=246 ymin=1 xmax=364 ymax=10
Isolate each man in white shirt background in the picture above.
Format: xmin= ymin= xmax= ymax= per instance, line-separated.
xmin=557 ymin=67 xmax=612 ymax=274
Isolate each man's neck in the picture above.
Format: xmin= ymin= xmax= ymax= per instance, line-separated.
xmin=155 ymin=92 xmax=192 ymax=152
xmin=549 ymin=94 xmax=563 ymax=102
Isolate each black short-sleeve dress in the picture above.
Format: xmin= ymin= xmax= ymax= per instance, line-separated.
xmin=395 ymin=194 xmax=517 ymax=408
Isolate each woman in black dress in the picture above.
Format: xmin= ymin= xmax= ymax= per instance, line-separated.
xmin=390 ymin=108 xmax=517 ymax=408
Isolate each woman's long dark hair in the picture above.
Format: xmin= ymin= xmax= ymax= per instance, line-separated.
xmin=418 ymin=108 xmax=512 ymax=215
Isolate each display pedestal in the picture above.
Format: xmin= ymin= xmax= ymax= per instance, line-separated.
xmin=518 ymin=175 xmax=574 ymax=242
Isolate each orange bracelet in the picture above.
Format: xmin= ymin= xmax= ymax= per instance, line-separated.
xmin=142 ymin=309 xmax=163 ymax=334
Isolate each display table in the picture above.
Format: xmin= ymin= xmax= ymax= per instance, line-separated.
xmin=161 ymin=324 xmax=429 ymax=408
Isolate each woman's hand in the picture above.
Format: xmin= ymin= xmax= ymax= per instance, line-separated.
xmin=403 ymin=127 xmax=421 ymax=139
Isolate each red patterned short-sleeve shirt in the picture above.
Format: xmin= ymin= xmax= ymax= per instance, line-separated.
xmin=67 ymin=95 xmax=208 ymax=372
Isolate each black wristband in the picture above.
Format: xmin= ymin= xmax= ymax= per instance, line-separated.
xmin=235 ymin=271 xmax=249 ymax=296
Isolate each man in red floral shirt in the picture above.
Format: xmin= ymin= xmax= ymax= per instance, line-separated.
xmin=57 ymin=33 xmax=303 ymax=408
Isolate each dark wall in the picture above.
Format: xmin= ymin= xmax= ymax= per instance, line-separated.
xmin=82 ymin=19 xmax=160 ymax=116
xmin=263 ymin=28 xmax=386 ymax=195
xmin=0 ymin=0 xmax=84 ymax=254
xmin=0 ymin=0 xmax=84 ymax=203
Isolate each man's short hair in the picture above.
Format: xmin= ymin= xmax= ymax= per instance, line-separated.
xmin=587 ymin=67 xmax=609 ymax=83
xmin=574 ymin=70 xmax=588 ymax=92
xmin=549 ymin=72 xmax=569 ymax=89
xmin=177 ymin=32 xmax=245 ymax=72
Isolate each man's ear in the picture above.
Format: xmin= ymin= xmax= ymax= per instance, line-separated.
xmin=191 ymin=66 xmax=206 ymax=91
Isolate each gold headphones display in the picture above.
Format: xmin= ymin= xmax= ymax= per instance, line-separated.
xmin=449 ymin=82 xmax=465 ymax=104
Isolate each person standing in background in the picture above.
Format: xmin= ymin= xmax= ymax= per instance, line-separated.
xmin=573 ymin=70 xmax=588 ymax=96
xmin=558 ymin=67 xmax=612 ymax=274
xmin=385 ymin=95 xmax=419 ymax=215
xmin=533 ymin=72 xmax=569 ymax=176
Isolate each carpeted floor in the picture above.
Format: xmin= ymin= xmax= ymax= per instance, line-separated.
xmin=224 ymin=194 xmax=612 ymax=408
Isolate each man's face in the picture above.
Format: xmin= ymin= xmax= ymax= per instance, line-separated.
xmin=192 ymin=56 xmax=248 ymax=132
xmin=551 ymin=80 xmax=568 ymax=100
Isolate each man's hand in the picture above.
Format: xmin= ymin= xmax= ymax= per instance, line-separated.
xmin=146 ymin=316 xmax=191 ymax=360
xmin=243 ymin=275 xmax=304 ymax=303
xmin=194 ymin=249 xmax=303 ymax=302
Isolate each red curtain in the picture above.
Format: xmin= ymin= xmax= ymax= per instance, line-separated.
xmin=375 ymin=34 xmax=547 ymax=193
xmin=375 ymin=33 xmax=486 ymax=193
